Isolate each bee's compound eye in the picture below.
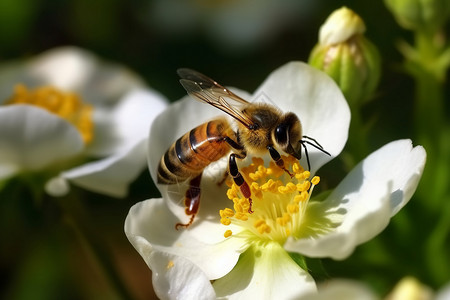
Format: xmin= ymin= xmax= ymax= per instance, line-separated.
xmin=275 ymin=124 xmax=289 ymax=145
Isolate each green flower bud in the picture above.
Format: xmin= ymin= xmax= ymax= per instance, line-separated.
xmin=384 ymin=0 xmax=450 ymax=32
xmin=309 ymin=7 xmax=381 ymax=107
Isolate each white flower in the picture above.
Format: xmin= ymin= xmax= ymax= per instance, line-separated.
xmin=0 ymin=46 xmax=168 ymax=197
xmin=125 ymin=62 xmax=426 ymax=299
xmin=318 ymin=6 xmax=366 ymax=46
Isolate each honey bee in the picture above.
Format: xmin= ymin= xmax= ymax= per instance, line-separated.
xmin=158 ymin=68 xmax=330 ymax=229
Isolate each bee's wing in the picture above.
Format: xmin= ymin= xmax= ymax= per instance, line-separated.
xmin=178 ymin=68 xmax=254 ymax=128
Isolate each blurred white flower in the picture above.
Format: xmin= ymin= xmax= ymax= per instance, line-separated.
xmin=386 ymin=277 xmax=433 ymax=300
xmin=125 ymin=62 xmax=426 ymax=299
xmin=0 ymin=46 xmax=168 ymax=197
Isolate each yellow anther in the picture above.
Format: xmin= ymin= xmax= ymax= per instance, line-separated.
xmin=249 ymin=173 xmax=259 ymax=181
xmin=276 ymin=217 xmax=285 ymax=226
xmin=278 ymin=182 xmax=296 ymax=194
xmin=292 ymin=162 xmax=303 ymax=174
xmin=297 ymin=181 xmax=311 ymax=192
xmin=256 ymin=222 xmax=271 ymax=234
xmin=219 ymin=154 xmax=321 ymax=241
xmin=251 ymin=182 xmax=260 ymax=191
xmin=221 ymin=217 xmax=231 ymax=226
xmin=234 ymin=202 xmax=244 ymax=214
xmin=224 ymin=230 xmax=232 ymax=238
xmin=235 ymin=212 xmax=248 ymax=221
xmin=287 ymin=203 xmax=299 ymax=213
xmin=226 ymin=189 xmax=236 ymax=200
xmin=254 ymin=219 xmax=266 ymax=228
xmin=286 ymin=182 xmax=297 ymax=192
xmin=239 ymin=198 xmax=250 ymax=211
xmin=220 ymin=208 xmax=235 ymax=218
xmin=311 ymin=176 xmax=320 ymax=185
xmin=251 ymin=182 xmax=263 ymax=200
xmin=7 ymin=84 xmax=94 ymax=144
xmin=294 ymin=193 xmax=307 ymax=203
xmin=276 ymin=213 xmax=291 ymax=226
xmin=261 ymin=179 xmax=275 ymax=192
xmin=257 ymin=165 xmax=267 ymax=174
xmin=263 ymin=224 xmax=271 ymax=234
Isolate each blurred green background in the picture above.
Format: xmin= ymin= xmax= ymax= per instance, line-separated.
xmin=0 ymin=0 xmax=449 ymax=299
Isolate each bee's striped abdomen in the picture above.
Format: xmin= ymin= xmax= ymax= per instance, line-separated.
xmin=157 ymin=119 xmax=232 ymax=184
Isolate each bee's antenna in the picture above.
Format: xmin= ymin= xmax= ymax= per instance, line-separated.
xmin=299 ymin=136 xmax=331 ymax=171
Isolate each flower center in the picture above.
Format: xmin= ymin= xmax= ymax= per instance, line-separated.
xmin=220 ymin=156 xmax=320 ymax=244
xmin=7 ymin=84 xmax=94 ymax=144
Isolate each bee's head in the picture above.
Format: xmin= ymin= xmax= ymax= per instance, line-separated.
xmin=273 ymin=112 xmax=302 ymax=159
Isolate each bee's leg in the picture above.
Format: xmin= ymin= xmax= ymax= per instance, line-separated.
xmin=267 ymin=145 xmax=294 ymax=177
xmin=175 ymin=173 xmax=202 ymax=230
xmin=215 ymin=136 xmax=244 ymax=186
xmin=229 ymin=153 xmax=253 ymax=213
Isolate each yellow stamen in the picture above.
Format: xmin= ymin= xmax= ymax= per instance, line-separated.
xmin=296 ymin=181 xmax=311 ymax=192
xmin=7 ymin=84 xmax=94 ymax=144
xmin=220 ymin=155 xmax=321 ymax=242
xmin=311 ymin=176 xmax=320 ymax=185
xmin=224 ymin=230 xmax=232 ymax=238
xmin=287 ymin=203 xmax=300 ymax=214
xmin=220 ymin=208 xmax=235 ymax=218
xmin=221 ymin=217 xmax=231 ymax=226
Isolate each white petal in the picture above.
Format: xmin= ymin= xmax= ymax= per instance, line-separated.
xmin=436 ymin=283 xmax=450 ymax=300
xmin=158 ymin=163 xmax=248 ymax=244
xmin=253 ymin=61 xmax=350 ymax=174
xmin=319 ymin=7 xmax=366 ymax=46
xmin=0 ymin=105 xmax=84 ymax=176
xmin=284 ymin=139 xmax=426 ymax=259
xmin=28 ymin=46 xmax=145 ymax=104
xmin=87 ymin=88 xmax=168 ymax=156
xmin=62 ymin=139 xmax=147 ymax=197
xmin=125 ymin=198 xmax=246 ymax=280
xmin=127 ymin=236 xmax=216 ymax=300
xmin=0 ymin=46 xmax=145 ymax=107
xmin=213 ymin=242 xmax=316 ymax=300
xmin=28 ymin=46 xmax=97 ymax=91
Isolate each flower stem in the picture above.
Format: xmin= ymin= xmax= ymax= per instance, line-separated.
xmin=410 ymin=30 xmax=446 ymax=146
xmin=404 ymin=27 xmax=450 ymax=287
xmin=404 ymin=29 xmax=449 ymax=210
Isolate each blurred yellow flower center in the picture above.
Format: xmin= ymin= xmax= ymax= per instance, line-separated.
xmin=7 ymin=84 xmax=94 ymax=144
xmin=220 ymin=156 xmax=320 ymax=243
